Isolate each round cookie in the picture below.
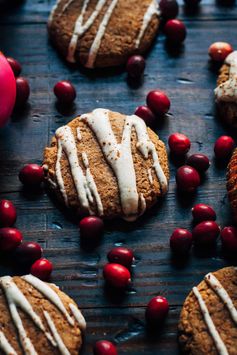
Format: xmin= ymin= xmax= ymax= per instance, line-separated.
xmin=48 ymin=0 xmax=160 ymax=68
xmin=43 ymin=108 xmax=169 ymax=221
xmin=226 ymin=147 xmax=237 ymax=222
xmin=0 ymin=274 xmax=85 ymax=354
xmin=178 ymin=267 xmax=237 ymax=355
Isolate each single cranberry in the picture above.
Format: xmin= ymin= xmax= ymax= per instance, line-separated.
xmin=15 ymin=77 xmax=30 ymax=107
xmin=186 ymin=154 xmax=210 ymax=173
xmin=192 ymin=221 xmax=220 ymax=246
xmin=159 ymin=0 xmax=179 ymax=20
xmin=19 ymin=164 xmax=44 ymax=187
xmin=164 ymin=19 xmax=186 ymax=43
xmin=30 ymin=258 xmax=53 ymax=280
xmin=208 ymin=42 xmax=233 ymax=62
xmin=54 ymin=80 xmax=76 ymax=104
xmin=79 ymin=216 xmax=104 ymax=239
xmin=176 ymin=165 xmax=200 ymax=192
xmin=168 ymin=133 xmax=191 ymax=155
xmin=214 ymin=136 xmax=235 ymax=160
xmin=170 ymin=228 xmax=192 ymax=254
xmin=191 ymin=203 xmax=216 ymax=222
xmin=0 ymin=228 xmax=22 ymax=251
xmin=0 ymin=200 xmax=17 ymax=227
xmin=220 ymin=226 xmax=237 ymax=254
xmin=146 ymin=296 xmax=169 ymax=324
xmin=14 ymin=241 xmax=43 ymax=264
xmin=103 ymin=263 xmax=131 ymax=288
xmin=126 ymin=55 xmax=146 ymax=79
xmin=6 ymin=57 xmax=22 ymax=77
xmin=93 ymin=340 xmax=118 ymax=355
xmin=184 ymin=0 xmax=201 ymax=5
xmin=135 ymin=106 xmax=156 ymax=127
xmin=146 ymin=90 xmax=170 ymax=116
xmin=107 ymin=247 xmax=134 ymax=269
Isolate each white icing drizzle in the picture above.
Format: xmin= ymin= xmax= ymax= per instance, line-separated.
xmin=62 ymin=0 xmax=75 ymax=14
xmin=77 ymin=127 xmax=82 ymax=141
xmin=135 ymin=0 xmax=159 ymax=49
xmin=193 ymin=286 xmax=229 ymax=355
xmin=0 ymin=331 xmax=17 ymax=355
xmin=205 ymin=273 xmax=237 ymax=325
xmin=148 ymin=168 xmax=153 ymax=185
xmin=48 ymin=177 xmax=57 ymax=189
xmin=85 ymin=0 xmax=118 ymax=68
xmin=215 ymin=50 xmax=237 ymax=102
xmin=69 ymin=303 xmax=86 ymax=330
xmin=139 ymin=193 xmax=146 ymax=216
xmin=55 ymin=133 xmax=69 ymax=206
xmin=44 ymin=311 xmax=70 ymax=355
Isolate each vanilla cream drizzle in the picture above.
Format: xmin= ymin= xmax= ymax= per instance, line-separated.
xmin=0 ymin=331 xmax=17 ymax=355
xmin=215 ymin=51 xmax=237 ymax=103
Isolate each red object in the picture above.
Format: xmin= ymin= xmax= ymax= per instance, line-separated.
xmin=176 ymin=165 xmax=200 ymax=192
xmin=54 ymin=80 xmax=76 ymax=104
xmin=191 ymin=203 xmax=216 ymax=222
xmin=214 ymin=136 xmax=235 ymax=160
xmin=6 ymin=57 xmax=22 ymax=77
xmin=103 ymin=263 xmax=131 ymax=288
xmin=164 ymin=19 xmax=186 ymax=43
xmin=159 ymin=0 xmax=179 ymax=20
xmin=15 ymin=241 xmax=43 ymax=264
xmin=192 ymin=221 xmax=220 ymax=246
xmin=31 ymin=258 xmax=53 ymax=280
xmin=186 ymin=154 xmax=210 ymax=173
xmin=221 ymin=226 xmax=237 ymax=254
xmin=93 ymin=340 xmax=118 ymax=355
xmin=15 ymin=77 xmax=30 ymax=107
xmin=126 ymin=55 xmax=146 ymax=79
xmin=146 ymin=296 xmax=169 ymax=324
xmin=146 ymin=90 xmax=170 ymax=116
xmin=208 ymin=42 xmax=233 ymax=62
xmin=107 ymin=247 xmax=134 ymax=268
xmin=135 ymin=105 xmax=156 ymax=127
xmin=79 ymin=216 xmax=104 ymax=239
xmin=0 ymin=228 xmax=22 ymax=251
xmin=168 ymin=133 xmax=191 ymax=155
xmin=19 ymin=164 xmax=44 ymax=186
xmin=0 ymin=52 xmax=16 ymax=127
xmin=0 ymin=200 xmax=17 ymax=227
xmin=170 ymin=228 xmax=192 ymax=254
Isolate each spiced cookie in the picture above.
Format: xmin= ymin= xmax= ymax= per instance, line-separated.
xmin=0 ymin=274 xmax=86 ymax=354
xmin=43 ymin=108 xmax=169 ymax=221
xmin=226 ymin=147 xmax=237 ymax=221
xmin=178 ymin=266 xmax=237 ymax=355
xmin=215 ymin=51 xmax=237 ymax=127
xmin=48 ymin=0 xmax=160 ymax=68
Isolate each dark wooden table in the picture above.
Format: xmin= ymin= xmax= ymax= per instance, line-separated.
xmin=1 ymin=1 xmax=237 ymax=353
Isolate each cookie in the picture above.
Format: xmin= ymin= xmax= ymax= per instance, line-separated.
xmin=0 ymin=274 xmax=86 ymax=354
xmin=48 ymin=0 xmax=160 ymax=68
xmin=215 ymin=51 xmax=237 ymax=127
xmin=226 ymin=147 xmax=237 ymax=221
xmin=43 ymin=108 xmax=169 ymax=221
xmin=178 ymin=266 xmax=237 ymax=355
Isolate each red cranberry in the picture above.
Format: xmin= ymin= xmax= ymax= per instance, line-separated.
xmin=159 ymin=0 xmax=179 ymax=20
xmin=186 ymin=154 xmax=210 ymax=173
xmin=6 ymin=57 xmax=22 ymax=77
xmin=0 ymin=200 xmax=17 ymax=227
xmin=191 ymin=203 xmax=216 ymax=222
xmin=208 ymin=42 xmax=233 ymax=62
xmin=15 ymin=241 xmax=43 ymax=264
xmin=214 ymin=136 xmax=235 ymax=160
xmin=135 ymin=105 xmax=156 ymax=127
xmin=107 ymin=247 xmax=134 ymax=269
xmin=170 ymin=228 xmax=192 ymax=254
xmin=15 ymin=77 xmax=30 ymax=107
xmin=79 ymin=216 xmax=104 ymax=239
xmin=146 ymin=90 xmax=170 ymax=116
xmin=220 ymin=226 xmax=237 ymax=254
xmin=168 ymin=133 xmax=191 ymax=155
xmin=54 ymin=80 xmax=76 ymax=104
xmin=0 ymin=228 xmax=22 ymax=251
xmin=164 ymin=19 xmax=186 ymax=43
xmin=192 ymin=221 xmax=220 ymax=246
xmin=176 ymin=165 xmax=200 ymax=192
xmin=31 ymin=258 xmax=53 ymax=280
xmin=126 ymin=55 xmax=146 ymax=79
xmin=19 ymin=164 xmax=44 ymax=187
xmin=103 ymin=263 xmax=131 ymax=288
xmin=93 ymin=340 xmax=118 ymax=355
xmin=146 ymin=296 xmax=169 ymax=324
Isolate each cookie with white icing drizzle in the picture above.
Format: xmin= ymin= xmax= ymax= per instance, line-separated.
xmin=226 ymin=148 xmax=237 ymax=223
xmin=0 ymin=274 xmax=85 ymax=354
xmin=178 ymin=266 xmax=237 ymax=355
xmin=48 ymin=0 xmax=160 ymax=68
xmin=43 ymin=108 xmax=169 ymax=221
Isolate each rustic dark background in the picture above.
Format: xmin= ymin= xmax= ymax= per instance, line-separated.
xmin=0 ymin=0 xmax=237 ymax=353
